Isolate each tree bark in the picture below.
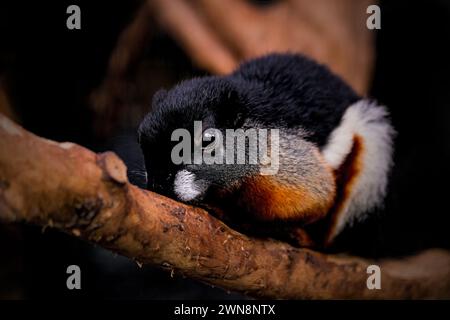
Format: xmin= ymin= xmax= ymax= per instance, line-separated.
xmin=0 ymin=113 xmax=449 ymax=299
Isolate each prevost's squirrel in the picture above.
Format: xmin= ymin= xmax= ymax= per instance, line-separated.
xmin=138 ymin=53 xmax=395 ymax=247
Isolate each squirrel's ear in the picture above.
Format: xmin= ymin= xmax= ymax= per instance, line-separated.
xmin=151 ymin=89 xmax=168 ymax=111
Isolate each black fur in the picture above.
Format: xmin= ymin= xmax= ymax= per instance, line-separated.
xmin=231 ymin=54 xmax=360 ymax=146
xmin=138 ymin=53 xmax=359 ymax=197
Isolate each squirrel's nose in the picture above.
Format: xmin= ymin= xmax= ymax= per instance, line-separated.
xmin=147 ymin=174 xmax=176 ymax=198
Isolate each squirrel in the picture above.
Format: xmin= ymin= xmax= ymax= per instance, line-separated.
xmin=138 ymin=53 xmax=395 ymax=247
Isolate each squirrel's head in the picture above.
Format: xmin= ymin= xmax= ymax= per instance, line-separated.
xmin=138 ymin=76 xmax=254 ymax=202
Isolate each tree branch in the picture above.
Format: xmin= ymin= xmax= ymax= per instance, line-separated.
xmin=0 ymin=113 xmax=449 ymax=299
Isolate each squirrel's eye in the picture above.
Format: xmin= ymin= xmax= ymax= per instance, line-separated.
xmin=202 ymin=129 xmax=218 ymax=150
xmin=202 ymin=131 xmax=214 ymax=140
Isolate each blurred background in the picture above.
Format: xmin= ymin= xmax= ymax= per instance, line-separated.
xmin=0 ymin=0 xmax=449 ymax=299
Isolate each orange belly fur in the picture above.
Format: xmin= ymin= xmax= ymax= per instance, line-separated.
xmin=238 ymin=174 xmax=335 ymax=224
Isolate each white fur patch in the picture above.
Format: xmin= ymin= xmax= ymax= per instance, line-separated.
xmin=322 ymin=99 xmax=395 ymax=238
xmin=173 ymin=170 xmax=208 ymax=202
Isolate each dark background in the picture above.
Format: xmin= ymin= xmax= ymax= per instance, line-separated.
xmin=0 ymin=0 xmax=449 ymax=299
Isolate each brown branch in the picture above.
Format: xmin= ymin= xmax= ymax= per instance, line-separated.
xmin=0 ymin=113 xmax=449 ymax=299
